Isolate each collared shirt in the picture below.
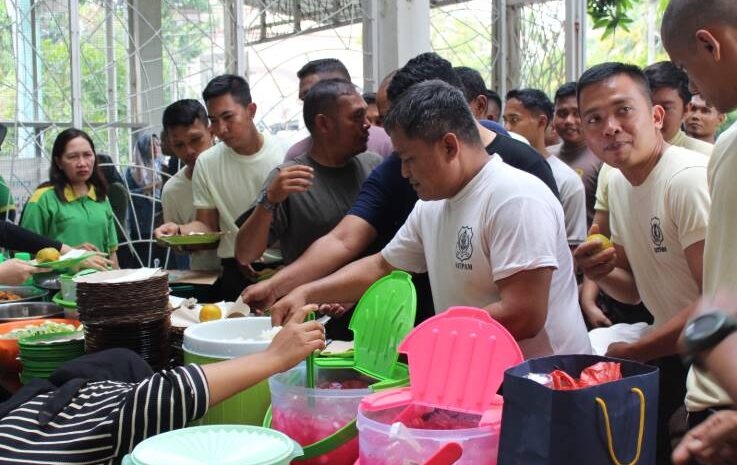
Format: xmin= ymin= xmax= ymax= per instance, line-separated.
xmin=0 ymin=174 xmax=15 ymax=217
xmin=21 ymin=184 xmax=118 ymax=253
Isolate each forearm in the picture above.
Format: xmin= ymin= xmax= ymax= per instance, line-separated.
xmin=0 ymin=221 xmax=62 ymax=253
xmin=270 ymin=229 xmax=370 ymax=298
xmin=235 ymin=208 xmax=272 ymax=265
xmin=596 ymin=267 xmax=641 ymax=305
xmin=629 ymin=301 xmax=696 ymax=362
xmin=484 ymin=300 xmax=546 ymax=340
xmin=298 ymin=253 xmax=394 ymax=305
xmin=581 ymin=276 xmax=600 ymax=305
xmin=202 ymin=352 xmax=283 ymax=406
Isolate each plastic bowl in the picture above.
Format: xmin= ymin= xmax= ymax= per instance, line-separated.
xmin=0 ymin=318 xmax=79 ymax=371
xmin=269 ymin=364 xmax=374 ymax=465
xmin=357 ymin=404 xmax=499 ymax=465
xmin=182 ymin=317 xmax=274 ymax=359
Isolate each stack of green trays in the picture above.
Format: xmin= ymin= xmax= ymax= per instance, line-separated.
xmin=18 ymin=331 xmax=85 ymax=384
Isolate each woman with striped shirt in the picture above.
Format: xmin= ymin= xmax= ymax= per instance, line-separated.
xmin=0 ymin=305 xmax=325 ymax=464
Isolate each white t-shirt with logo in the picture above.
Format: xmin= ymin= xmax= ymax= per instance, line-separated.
xmin=381 ymin=155 xmax=591 ymax=358
xmin=192 ymin=133 xmax=287 ymax=258
xmin=547 ymin=155 xmax=587 ymax=246
xmin=609 ymin=145 xmax=709 ymax=326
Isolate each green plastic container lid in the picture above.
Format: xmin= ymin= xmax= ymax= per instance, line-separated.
xmin=317 ymin=270 xmax=416 ymax=382
xmin=125 ymin=425 xmax=302 ymax=465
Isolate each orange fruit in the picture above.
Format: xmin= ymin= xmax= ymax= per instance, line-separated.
xmin=586 ymin=233 xmax=613 ymax=253
xmin=199 ymin=304 xmax=222 ymax=322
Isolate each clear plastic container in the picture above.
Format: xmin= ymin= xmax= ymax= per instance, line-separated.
xmin=269 ymin=364 xmax=374 ymax=465
xmin=357 ymin=404 xmax=500 ymax=465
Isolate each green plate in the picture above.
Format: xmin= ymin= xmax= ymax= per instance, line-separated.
xmin=32 ymin=252 xmax=97 ymax=271
xmin=157 ymin=232 xmax=224 ymax=247
xmin=52 ymin=292 xmax=77 ymax=308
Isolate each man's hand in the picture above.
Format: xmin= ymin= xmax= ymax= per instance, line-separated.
xmin=264 ymin=304 xmax=326 ymax=372
xmin=79 ymin=254 xmax=114 ymax=271
xmin=241 ymin=280 xmax=279 ymax=313
xmin=269 ymin=288 xmax=309 ymax=327
xmin=605 ymin=341 xmax=644 ymax=362
xmin=673 ymin=410 xmax=737 ymax=465
xmin=266 ymin=165 xmax=314 ymax=204
xmin=0 ymin=259 xmax=49 ymax=285
xmin=155 ymin=222 xmax=180 ymax=238
xmin=582 ymin=301 xmax=613 ymax=328
xmin=574 ymin=237 xmax=616 ymax=281
xmin=74 ymin=242 xmax=100 ymax=252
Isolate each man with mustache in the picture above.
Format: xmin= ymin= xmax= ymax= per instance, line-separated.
xmin=573 ymin=62 xmax=710 ymax=464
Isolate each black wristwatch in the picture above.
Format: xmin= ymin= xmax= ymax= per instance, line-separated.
xmin=684 ymin=311 xmax=737 ymax=366
xmin=256 ymin=189 xmax=277 ymax=212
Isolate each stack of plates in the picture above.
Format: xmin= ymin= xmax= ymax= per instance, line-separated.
xmin=76 ymin=270 xmax=171 ymax=370
xmin=19 ymin=331 xmax=85 ymax=384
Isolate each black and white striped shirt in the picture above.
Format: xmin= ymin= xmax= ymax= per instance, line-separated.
xmin=0 ymin=364 xmax=209 ymax=465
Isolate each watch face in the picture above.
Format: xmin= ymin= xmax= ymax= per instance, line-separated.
xmin=687 ymin=313 xmax=724 ymax=340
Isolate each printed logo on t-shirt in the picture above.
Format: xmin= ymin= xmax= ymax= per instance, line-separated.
xmin=650 ymin=216 xmax=667 ymax=253
xmin=455 ymin=226 xmax=474 ymax=270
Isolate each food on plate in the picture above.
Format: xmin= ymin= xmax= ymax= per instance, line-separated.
xmin=0 ymin=321 xmax=82 ymax=340
xmin=0 ymin=291 xmax=21 ymax=302
xmin=199 ymin=304 xmax=222 ymax=322
xmin=585 ymin=233 xmax=613 ymax=254
xmin=35 ymin=247 xmax=61 ymax=263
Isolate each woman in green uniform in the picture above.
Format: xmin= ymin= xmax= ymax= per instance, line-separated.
xmin=21 ymin=129 xmax=118 ymax=268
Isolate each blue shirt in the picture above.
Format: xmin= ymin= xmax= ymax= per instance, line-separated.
xmin=348 ymin=134 xmax=559 ymax=245
xmin=479 ymin=119 xmax=509 ymax=136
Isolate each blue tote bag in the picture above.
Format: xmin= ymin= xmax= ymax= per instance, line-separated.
xmin=498 ymin=354 xmax=659 ymax=465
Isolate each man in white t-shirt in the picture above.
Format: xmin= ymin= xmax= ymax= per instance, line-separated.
xmin=504 ymin=88 xmax=587 ymax=248
xmin=662 ymin=1 xmax=737 ymax=462
xmin=573 ymin=62 xmax=710 ymax=463
xmin=155 ymin=75 xmax=288 ymax=299
xmin=268 ymin=80 xmax=591 ymax=359
xmin=160 ymin=99 xmax=220 ymax=272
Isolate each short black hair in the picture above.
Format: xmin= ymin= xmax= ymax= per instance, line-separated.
xmin=297 ymin=58 xmax=350 ymax=81
xmin=384 ymin=79 xmax=482 ymax=147
xmin=202 ymin=74 xmax=252 ymax=106
xmin=644 ymin=61 xmax=691 ymax=107
xmin=577 ymin=62 xmax=652 ymax=105
xmin=485 ymin=89 xmax=502 ymax=110
xmin=387 ymin=52 xmax=463 ymax=103
xmin=303 ymin=78 xmax=358 ymax=134
xmin=662 ymin=0 xmax=737 ymax=51
xmin=554 ymin=82 xmax=577 ymax=103
xmin=363 ymin=92 xmax=376 ymax=104
xmin=162 ymin=99 xmax=208 ymax=130
xmin=506 ymin=88 xmax=554 ymax=126
xmin=453 ymin=66 xmax=487 ymax=103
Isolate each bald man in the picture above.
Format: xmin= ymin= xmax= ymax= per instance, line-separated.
xmin=662 ymin=1 xmax=737 ymax=463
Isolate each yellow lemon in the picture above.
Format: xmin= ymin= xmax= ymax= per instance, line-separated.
xmin=586 ymin=233 xmax=613 ymax=253
xmin=199 ymin=304 xmax=222 ymax=322
xmin=36 ymin=247 xmax=61 ymax=263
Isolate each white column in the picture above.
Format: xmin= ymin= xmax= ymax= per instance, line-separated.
xmin=565 ymin=0 xmax=586 ymax=82
xmin=69 ymin=0 xmax=83 ymax=128
xmin=371 ymin=0 xmax=431 ymax=85
xmin=105 ymin=0 xmax=119 ymax=161
xmin=128 ymin=0 xmax=164 ymax=132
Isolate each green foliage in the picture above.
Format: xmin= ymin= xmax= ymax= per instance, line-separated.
xmin=588 ymin=0 xmax=636 ymax=39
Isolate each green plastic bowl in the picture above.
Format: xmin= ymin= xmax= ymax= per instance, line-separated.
xmin=122 ymin=424 xmax=302 ymax=465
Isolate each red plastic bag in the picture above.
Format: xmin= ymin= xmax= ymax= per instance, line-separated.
xmin=550 ymin=362 xmax=622 ymax=390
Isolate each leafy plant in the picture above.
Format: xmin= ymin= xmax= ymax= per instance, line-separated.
xmin=587 ymin=0 xmax=636 ymax=39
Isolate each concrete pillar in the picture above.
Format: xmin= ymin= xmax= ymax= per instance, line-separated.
xmin=362 ymin=0 xmax=431 ymax=91
xmin=565 ymin=0 xmax=586 ymax=82
xmin=127 ymin=0 xmax=164 ymax=133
